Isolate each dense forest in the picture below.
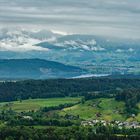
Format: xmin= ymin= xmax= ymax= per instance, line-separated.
xmin=0 ymin=77 xmax=140 ymax=102
xmin=0 ymin=126 xmax=140 ymax=140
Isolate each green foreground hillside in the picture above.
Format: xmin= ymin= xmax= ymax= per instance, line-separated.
xmin=0 ymin=97 xmax=140 ymax=139
xmin=59 ymin=98 xmax=126 ymax=121
xmin=59 ymin=98 xmax=140 ymax=122
xmin=0 ymin=97 xmax=140 ymax=122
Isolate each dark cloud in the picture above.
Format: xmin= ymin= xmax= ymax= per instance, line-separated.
xmin=0 ymin=0 xmax=140 ymax=38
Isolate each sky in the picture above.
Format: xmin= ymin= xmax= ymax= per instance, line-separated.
xmin=0 ymin=0 xmax=140 ymax=38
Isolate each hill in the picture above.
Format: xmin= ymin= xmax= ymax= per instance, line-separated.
xmin=0 ymin=59 xmax=85 ymax=79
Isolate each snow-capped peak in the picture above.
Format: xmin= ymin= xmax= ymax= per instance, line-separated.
xmin=53 ymin=39 xmax=105 ymax=51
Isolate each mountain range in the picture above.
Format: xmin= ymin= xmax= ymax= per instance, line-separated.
xmin=0 ymin=28 xmax=140 ymax=78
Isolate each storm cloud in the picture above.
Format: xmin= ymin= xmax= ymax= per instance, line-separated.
xmin=0 ymin=0 xmax=140 ymax=38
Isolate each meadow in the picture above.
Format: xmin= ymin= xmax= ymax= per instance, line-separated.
xmin=0 ymin=97 xmax=140 ymax=122
xmin=59 ymin=98 xmax=140 ymax=121
xmin=0 ymin=97 xmax=81 ymax=112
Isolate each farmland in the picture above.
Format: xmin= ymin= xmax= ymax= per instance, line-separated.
xmin=60 ymin=98 xmax=140 ymax=121
xmin=0 ymin=97 xmax=140 ymax=122
xmin=0 ymin=97 xmax=81 ymax=112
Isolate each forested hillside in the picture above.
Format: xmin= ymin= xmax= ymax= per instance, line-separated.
xmin=0 ymin=59 xmax=84 ymax=79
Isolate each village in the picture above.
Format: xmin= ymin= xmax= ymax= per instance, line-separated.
xmin=81 ymin=119 xmax=140 ymax=129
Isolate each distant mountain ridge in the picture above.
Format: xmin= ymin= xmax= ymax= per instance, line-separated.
xmin=0 ymin=59 xmax=85 ymax=79
xmin=0 ymin=28 xmax=140 ymax=75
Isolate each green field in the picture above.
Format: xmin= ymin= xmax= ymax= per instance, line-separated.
xmin=0 ymin=97 xmax=140 ymax=122
xmin=0 ymin=97 xmax=81 ymax=112
xmin=59 ymin=98 xmax=127 ymax=121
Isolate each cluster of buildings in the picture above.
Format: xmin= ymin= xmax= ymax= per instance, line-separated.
xmin=81 ymin=119 xmax=140 ymax=129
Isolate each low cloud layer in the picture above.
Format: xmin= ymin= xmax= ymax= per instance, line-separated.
xmin=0 ymin=29 xmax=49 ymax=52
xmin=0 ymin=0 xmax=140 ymax=38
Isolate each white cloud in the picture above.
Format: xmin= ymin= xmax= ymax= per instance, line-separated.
xmin=128 ymin=48 xmax=134 ymax=52
xmin=0 ymin=41 xmax=48 ymax=52
xmin=0 ymin=29 xmax=49 ymax=52
xmin=51 ymin=30 xmax=68 ymax=35
xmin=116 ymin=49 xmax=124 ymax=53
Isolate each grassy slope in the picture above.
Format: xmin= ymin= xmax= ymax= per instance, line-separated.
xmin=0 ymin=97 xmax=139 ymax=122
xmin=0 ymin=97 xmax=81 ymax=112
xmin=59 ymin=98 xmax=127 ymax=121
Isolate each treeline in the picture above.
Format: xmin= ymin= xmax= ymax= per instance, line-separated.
xmin=84 ymin=90 xmax=116 ymax=100
xmin=8 ymin=118 xmax=79 ymax=127
xmin=0 ymin=77 xmax=140 ymax=102
xmin=41 ymin=102 xmax=79 ymax=112
xmin=116 ymin=88 xmax=140 ymax=114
